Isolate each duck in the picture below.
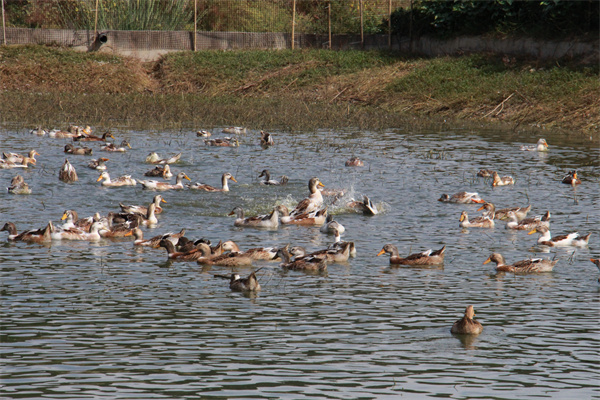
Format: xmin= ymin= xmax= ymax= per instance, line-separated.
xmin=274 ymin=247 xmax=327 ymax=272
xmin=592 ymin=259 xmax=600 ymax=282
xmin=493 ymin=204 xmax=531 ymax=221
xmin=97 ymin=171 xmax=136 ymax=187
xmin=222 ymin=126 xmax=247 ymax=135
xmin=87 ymin=157 xmax=109 ymax=170
xmin=520 ymin=138 xmax=549 ymax=151
xmin=346 ymin=195 xmax=379 ymax=215
xmin=320 ymin=214 xmax=345 ymax=234
xmin=327 ymin=228 xmax=357 ymax=258
xmin=145 ymin=152 xmax=182 ymax=164
xmin=1 ymin=221 xmax=53 ymax=243
xmin=138 ymin=172 xmax=190 ymax=190
xmin=196 ymin=130 xmax=211 ymax=137
xmin=258 ymin=169 xmax=288 ymax=185
xmin=345 ymin=157 xmax=364 ymax=167
xmin=276 ymin=205 xmax=328 ymax=226
xmin=228 ymin=206 xmax=279 ymax=229
xmin=377 ymin=244 xmax=446 ymax=265
xmin=194 ymin=243 xmax=254 ymax=267
xmin=144 ymin=164 xmax=173 ymax=179
xmin=438 ymin=192 xmax=485 ymax=204
xmin=51 ymin=221 xmax=104 ymax=241
xmin=491 ymin=171 xmax=515 ymax=187
xmin=228 ymin=272 xmax=261 ymax=292
xmin=120 ymin=194 xmax=166 ymax=215
xmin=476 ymin=169 xmax=494 ymax=178
xmin=562 ymin=170 xmax=581 ymax=185
xmin=131 ymin=227 xmax=185 ymax=247
xmin=297 ymin=241 xmax=353 ymax=263
xmin=459 ymin=211 xmax=494 ymax=228
xmin=187 ymin=172 xmax=237 ymax=192
xmin=7 ymin=175 xmax=31 ymax=194
xmin=529 ymin=225 xmax=591 ymax=247
xmin=290 ymin=177 xmax=325 ymax=216
xmin=0 ymin=157 xmax=35 ymax=169
xmin=47 ymin=128 xmax=79 ymax=138
xmin=477 ymin=202 xmax=497 ymax=220
xmin=158 ymin=239 xmax=206 ymax=262
xmin=74 ymin=131 xmax=115 ymax=142
xmin=221 ymin=240 xmax=279 ymax=261
xmin=59 ymin=159 xmax=78 ymax=182
xmin=30 ymin=127 xmax=48 ymax=136
xmin=3 ymin=150 xmax=40 ymax=164
xmin=260 ymin=130 xmax=274 ymax=147
xmin=98 ymin=221 xmax=138 ymax=238
xmin=483 ymin=253 xmax=558 ymax=273
xmin=60 ymin=210 xmax=96 ymax=231
xmin=101 ymin=140 xmax=131 ymax=152
xmin=451 ymin=305 xmax=483 ymax=335
xmin=64 ymin=144 xmax=92 ymax=155
xmin=138 ymin=203 xmax=158 ymax=226
xmin=503 ymin=210 xmax=550 ymax=230
xmin=204 ymin=137 xmax=239 ymax=147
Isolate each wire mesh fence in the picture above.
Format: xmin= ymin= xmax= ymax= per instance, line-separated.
xmin=1 ymin=0 xmax=410 ymax=52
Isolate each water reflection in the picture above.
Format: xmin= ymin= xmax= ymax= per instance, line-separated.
xmin=1 ymin=125 xmax=599 ymax=399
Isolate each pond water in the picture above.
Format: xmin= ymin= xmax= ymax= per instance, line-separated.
xmin=1 ymin=124 xmax=599 ymax=400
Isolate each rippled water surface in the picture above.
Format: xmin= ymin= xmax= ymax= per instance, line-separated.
xmin=1 ymin=125 xmax=599 ymax=399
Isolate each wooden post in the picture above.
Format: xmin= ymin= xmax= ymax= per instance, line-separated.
xmin=1 ymin=0 xmax=6 ymax=46
xmin=388 ymin=0 xmax=392 ymax=49
xmin=194 ymin=0 xmax=197 ymax=51
xmin=359 ymin=0 xmax=364 ymax=49
xmin=409 ymin=0 xmax=413 ymax=53
xmin=291 ymin=0 xmax=296 ymax=50
xmin=94 ymin=0 xmax=99 ymax=37
xmin=328 ymin=0 xmax=331 ymax=50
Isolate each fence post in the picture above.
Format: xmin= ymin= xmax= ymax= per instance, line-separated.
xmin=328 ymin=0 xmax=331 ymax=50
xmin=388 ymin=0 xmax=392 ymax=50
xmin=194 ymin=0 xmax=197 ymax=51
xmin=291 ymin=0 xmax=296 ymax=50
xmin=359 ymin=0 xmax=364 ymax=49
xmin=1 ymin=0 xmax=6 ymax=46
xmin=94 ymin=0 xmax=99 ymax=37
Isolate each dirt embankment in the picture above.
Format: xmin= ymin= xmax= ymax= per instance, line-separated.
xmin=1 ymin=45 xmax=598 ymax=135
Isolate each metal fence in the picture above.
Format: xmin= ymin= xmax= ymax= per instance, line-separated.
xmin=1 ymin=0 xmax=409 ymax=51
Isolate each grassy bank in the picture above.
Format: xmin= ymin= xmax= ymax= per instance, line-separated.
xmin=1 ymin=45 xmax=598 ymax=134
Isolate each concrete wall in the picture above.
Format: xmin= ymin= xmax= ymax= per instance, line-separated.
xmin=3 ymin=27 xmax=598 ymax=63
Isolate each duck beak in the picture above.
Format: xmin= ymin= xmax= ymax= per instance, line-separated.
xmin=161 ymin=198 xmax=167 ymax=203
xmin=318 ymin=181 xmax=325 ymax=188
xmin=101 ymin=158 xmax=109 ymax=161
xmin=477 ymin=205 xmax=485 ymax=211
xmin=228 ymin=211 xmax=235 ymax=216
xmin=376 ymin=249 xmax=385 ymax=256
xmin=184 ymin=174 xmax=191 ymax=181
xmin=528 ymin=229 xmax=537 ymax=235
xmin=127 ymin=143 xmax=132 ymax=148
xmin=459 ymin=214 xmax=465 ymax=222
xmin=97 ymin=175 xmax=103 ymax=182
xmin=483 ymin=258 xmax=491 ymax=265
xmin=472 ymin=198 xmax=485 ymax=204
xmin=61 ymin=212 xmax=68 ymax=220
xmin=230 ymin=176 xmax=238 ymax=183
xmin=124 ymin=230 xmax=133 ymax=236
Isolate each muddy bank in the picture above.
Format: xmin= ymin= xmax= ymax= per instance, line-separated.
xmin=1 ymin=45 xmax=597 ymax=135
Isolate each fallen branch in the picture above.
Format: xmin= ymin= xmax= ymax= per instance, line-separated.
xmin=484 ymin=92 xmax=515 ymax=118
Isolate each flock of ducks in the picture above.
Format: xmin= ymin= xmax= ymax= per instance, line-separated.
xmin=2 ymin=130 xmax=596 ymax=334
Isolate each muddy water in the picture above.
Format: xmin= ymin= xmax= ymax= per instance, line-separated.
xmin=1 ymin=125 xmax=599 ymax=399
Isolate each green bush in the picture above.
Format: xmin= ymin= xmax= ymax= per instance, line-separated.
xmin=390 ymin=0 xmax=600 ymax=39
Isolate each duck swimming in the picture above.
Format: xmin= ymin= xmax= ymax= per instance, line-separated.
xmin=520 ymin=138 xmax=548 ymax=151
xmin=3 ymin=150 xmax=40 ymax=164
xmin=503 ymin=210 xmax=550 ymax=230
xmin=459 ymin=211 xmax=494 ymax=228
xmin=120 ymin=194 xmax=166 ymax=215
xmin=228 ymin=272 xmax=261 ymax=292
xmin=346 ymin=195 xmax=379 ymax=215
xmin=138 ymin=172 xmax=190 ymax=190
xmin=377 ymin=244 xmax=446 ymax=265
xmin=187 ymin=172 xmax=237 ymax=192
xmin=451 ymin=305 xmax=483 ymax=335
xmin=64 ymin=144 xmax=92 ymax=155
xmin=1 ymin=221 xmax=53 ymax=243
xmin=87 ymin=157 xmax=109 ymax=170
xmin=258 ymin=169 xmax=288 ymax=185
xmin=561 ymin=170 xmax=581 ymax=185
xmin=483 ymin=253 xmax=558 ymax=273
xmin=101 ymin=140 xmax=131 ymax=152
xmin=529 ymin=225 xmax=591 ymax=247
xmin=145 ymin=152 xmax=182 ymax=164
xmin=229 ymin=206 xmax=279 ymax=229
xmin=7 ymin=175 xmax=31 ymax=194
xmin=144 ymin=164 xmax=173 ymax=179
xmin=290 ymin=177 xmax=324 ymax=216
xmin=438 ymin=192 xmax=485 ymax=204
xmin=59 ymin=159 xmax=78 ymax=183
xmin=274 ymin=247 xmax=327 ymax=272
xmin=491 ymin=171 xmax=515 ymax=187
xmin=345 ymin=157 xmax=364 ymax=167
xmin=204 ymin=137 xmax=239 ymax=147
xmin=260 ymin=130 xmax=274 ymax=147
xmin=97 ymin=171 xmax=136 ymax=187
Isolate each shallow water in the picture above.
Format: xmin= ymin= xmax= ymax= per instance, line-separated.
xmin=1 ymin=125 xmax=599 ymax=400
